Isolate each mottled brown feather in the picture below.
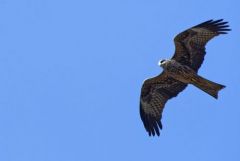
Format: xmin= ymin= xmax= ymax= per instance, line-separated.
xmin=140 ymin=19 xmax=230 ymax=137
xmin=140 ymin=72 xmax=187 ymax=136
xmin=172 ymin=19 xmax=231 ymax=71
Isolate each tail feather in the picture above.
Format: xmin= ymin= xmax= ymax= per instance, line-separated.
xmin=191 ymin=75 xmax=225 ymax=99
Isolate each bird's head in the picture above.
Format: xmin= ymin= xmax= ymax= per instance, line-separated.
xmin=158 ymin=59 xmax=167 ymax=67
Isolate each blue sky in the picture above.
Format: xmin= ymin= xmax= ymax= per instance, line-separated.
xmin=0 ymin=0 xmax=239 ymax=161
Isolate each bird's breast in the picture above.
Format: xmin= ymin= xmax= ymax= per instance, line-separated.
xmin=164 ymin=63 xmax=196 ymax=84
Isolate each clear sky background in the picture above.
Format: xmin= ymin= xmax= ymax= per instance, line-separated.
xmin=0 ymin=0 xmax=239 ymax=161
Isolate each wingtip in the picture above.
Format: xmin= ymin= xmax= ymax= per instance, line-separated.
xmin=213 ymin=19 xmax=224 ymax=23
xmin=157 ymin=120 xmax=163 ymax=130
xmin=148 ymin=131 xmax=151 ymax=136
xmin=145 ymin=120 xmax=163 ymax=137
xmin=196 ymin=19 xmax=231 ymax=34
xmin=148 ymin=132 xmax=160 ymax=137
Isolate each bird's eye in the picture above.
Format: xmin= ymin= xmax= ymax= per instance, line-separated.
xmin=160 ymin=60 xmax=165 ymax=63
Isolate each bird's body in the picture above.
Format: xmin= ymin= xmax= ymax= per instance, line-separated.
xmin=140 ymin=19 xmax=230 ymax=136
xmin=160 ymin=59 xmax=225 ymax=98
xmin=160 ymin=59 xmax=194 ymax=84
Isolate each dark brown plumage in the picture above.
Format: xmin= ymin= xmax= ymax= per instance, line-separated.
xmin=172 ymin=19 xmax=230 ymax=71
xmin=140 ymin=19 xmax=230 ymax=136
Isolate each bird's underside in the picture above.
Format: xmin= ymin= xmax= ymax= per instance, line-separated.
xmin=140 ymin=19 xmax=230 ymax=136
xmin=161 ymin=59 xmax=225 ymax=99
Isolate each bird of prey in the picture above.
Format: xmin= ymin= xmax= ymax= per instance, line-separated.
xmin=140 ymin=19 xmax=230 ymax=136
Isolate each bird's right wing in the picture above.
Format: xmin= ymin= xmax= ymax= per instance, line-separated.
xmin=140 ymin=72 xmax=187 ymax=136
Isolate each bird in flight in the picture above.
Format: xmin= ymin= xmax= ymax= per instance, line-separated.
xmin=140 ymin=19 xmax=230 ymax=136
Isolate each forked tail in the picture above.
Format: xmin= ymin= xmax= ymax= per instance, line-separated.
xmin=191 ymin=75 xmax=225 ymax=99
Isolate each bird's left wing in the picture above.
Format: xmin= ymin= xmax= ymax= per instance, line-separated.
xmin=140 ymin=72 xmax=187 ymax=136
xmin=172 ymin=19 xmax=231 ymax=71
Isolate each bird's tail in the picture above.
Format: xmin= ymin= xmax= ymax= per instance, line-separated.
xmin=191 ymin=75 xmax=225 ymax=99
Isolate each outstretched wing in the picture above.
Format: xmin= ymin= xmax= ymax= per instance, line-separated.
xmin=172 ymin=19 xmax=231 ymax=71
xmin=140 ymin=72 xmax=187 ymax=136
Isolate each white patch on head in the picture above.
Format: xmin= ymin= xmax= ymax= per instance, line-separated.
xmin=158 ymin=59 xmax=168 ymax=66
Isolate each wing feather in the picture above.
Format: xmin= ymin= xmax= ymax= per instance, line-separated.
xmin=140 ymin=72 xmax=187 ymax=136
xmin=172 ymin=19 xmax=231 ymax=71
